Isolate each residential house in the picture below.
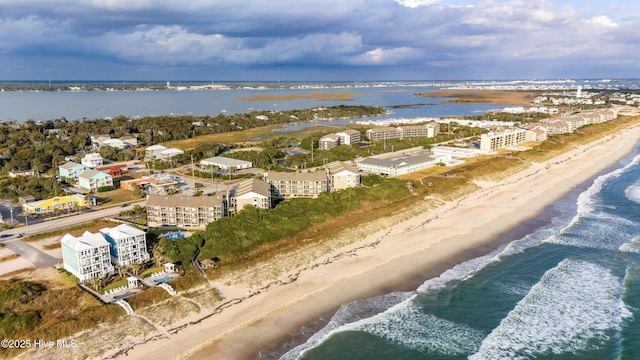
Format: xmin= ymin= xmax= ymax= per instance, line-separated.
xmin=61 ymin=231 xmax=114 ymax=282
xmin=9 ymin=169 xmax=35 ymax=178
xmin=78 ymin=169 xmax=113 ymax=191
xmin=159 ymin=148 xmax=184 ymax=161
xmin=145 ymin=145 xmax=168 ymax=160
xmin=59 ymin=161 xmax=87 ymax=180
xmin=229 ymin=178 xmax=271 ymax=215
xmin=325 ymin=161 xmax=360 ymax=191
xmin=81 ymin=153 xmax=104 ymax=168
xmin=91 ymin=134 xmax=111 ymax=149
xmin=23 ymin=194 xmax=89 ymax=214
xmin=102 ymin=138 xmax=126 ymax=149
xmin=146 ymin=194 xmax=228 ymax=229
xmin=99 ymin=224 xmax=150 ymax=267
xmin=120 ymin=135 xmax=138 ymax=148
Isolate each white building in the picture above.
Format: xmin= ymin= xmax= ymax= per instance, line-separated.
xmin=430 ymin=146 xmax=491 ymax=158
xmin=145 ymin=145 xmax=168 ymax=159
xmin=159 ymin=148 xmax=184 ymax=160
xmin=81 ymin=153 xmax=104 ymax=168
xmin=479 ymin=129 xmax=528 ymax=151
xmin=61 ymin=231 xmax=114 ymax=282
xmin=356 ymin=153 xmax=451 ymax=177
xmin=200 ymin=156 xmax=252 ymax=170
xmin=99 ymin=224 xmax=150 ymax=267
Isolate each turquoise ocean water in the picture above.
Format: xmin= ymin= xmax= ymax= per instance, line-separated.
xmin=274 ymin=143 xmax=640 ymax=359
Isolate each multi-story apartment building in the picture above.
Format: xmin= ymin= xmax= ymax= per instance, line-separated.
xmin=229 ymin=178 xmax=271 ymax=215
xmin=479 ymin=129 xmax=528 ymax=151
xmin=336 ymin=129 xmax=361 ymax=145
xmin=325 ymin=161 xmax=360 ymax=191
xmin=318 ymin=134 xmax=340 ymax=150
xmin=99 ymin=224 xmax=150 ymax=267
xmin=397 ymin=123 xmax=440 ymax=139
xmin=146 ymin=194 xmax=228 ymax=229
xmin=61 ymin=231 xmax=114 ymax=282
xmin=263 ymin=171 xmax=329 ymax=199
xmin=366 ymin=126 xmax=399 ymax=141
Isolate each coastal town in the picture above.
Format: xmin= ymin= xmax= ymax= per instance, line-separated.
xmin=1 ymin=86 xmax=640 ymax=359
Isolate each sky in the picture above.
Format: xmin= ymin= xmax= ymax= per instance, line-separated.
xmin=0 ymin=0 xmax=639 ymax=81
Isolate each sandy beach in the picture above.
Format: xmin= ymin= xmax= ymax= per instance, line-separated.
xmin=103 ymin=122 xmax=640 ymax=360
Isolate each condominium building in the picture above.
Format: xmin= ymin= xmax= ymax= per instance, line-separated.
xmin=99 ymin=224 xmax=150 ymax=267
xmin=61 ymin=231 xmax=114 ymax=282
xmin=397 ymin=123 xmax=440 ymax=139
xmin=325 ymin=161 xmax=360 ymax=191
xmin=263 ymin=171 xmax=329 ymax=199
xmin=318 ymin=134 xmax=340 ymax=150
xmin=366 ymin=126 xmax=399 ymax=141
xmin=356 ymin=153 xmax=450 ymax=177
xmin=146 ymin=194 xmax=228 ymax=229
xmin=479 ymin=129 xmax=528 ymax=151
xmin=229 ymin=178 xmax=271 ymax=215
xmin=59 ymin=161 xmax=88 ymax=180
xmin=336 ymin=129 xmax=361 ymax=145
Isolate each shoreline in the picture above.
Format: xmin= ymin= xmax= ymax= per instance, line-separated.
xmin=116 ymin=122 xmax=640 ymax=360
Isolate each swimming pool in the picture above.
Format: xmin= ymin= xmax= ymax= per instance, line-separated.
xmin=114 ymin=291 xmax=136 ymax=300
xmin=153 ymin=275 xmax=177 ymax=283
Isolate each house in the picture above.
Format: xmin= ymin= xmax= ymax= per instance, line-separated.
xmin=336 ymin=129 xmax=361 ymax=145
xmin=319 ymin=134 xmax=340 ymax=150
xmin=325 ymin=161 xmax=360 ymax=191
xmin=99 ymin=224 xmax=150 ymax=267
xmin=61 ymin=231 xmax=114 ymax=282
xmin=200 ymin=156 xmax=253 ymax=170
xmin=263 ymin=171 xmax=329 ymax=198
xmin=159 ymin=148 xmax=184 ymax=161
xmin=229 ymin=178 xmax=271 ymax=215
xmin=22 ymin=194 xmax=89 ymax=214
xmin=120 ymin=135 xmax=138 ymax=147
xmin=9 ymin=169 xmax=35 ymax=178
xmin=145 ymin=145 xmax=168 ymax=160
xmin=78 ymin=169 xmax=114 ymax=191
xmin=59 ymin=161 xmax=88 ymax=180
xmin=91 ymin=134 xmax=111 ymax=149
xmin=102 ymin=138 xmax=126 ymax=150
xmin=81 ymin=153 xmax=104 ymax=168
xmin=146 ymin=194 xmax=228 ymax=229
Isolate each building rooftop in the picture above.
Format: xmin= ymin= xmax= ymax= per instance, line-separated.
xmin=61 ymin=231 xmax=110 ymax=251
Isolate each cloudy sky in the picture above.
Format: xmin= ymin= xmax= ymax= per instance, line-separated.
xmin=0 ymin=0 xmax=638 ymax=81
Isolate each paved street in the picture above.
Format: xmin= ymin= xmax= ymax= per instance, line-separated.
xmin=2 ymin=236 xmax=59 ymax=268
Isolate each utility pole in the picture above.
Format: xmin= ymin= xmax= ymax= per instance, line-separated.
xmin=191 ymin=155 xmax=195 ymax=185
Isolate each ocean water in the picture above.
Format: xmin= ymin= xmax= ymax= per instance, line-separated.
xmin=276 ymin=143 xmax=640 ymax=360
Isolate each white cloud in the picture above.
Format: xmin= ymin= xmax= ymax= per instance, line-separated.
xmin=395 ymin=0 xmax=440 ymax=8
xmin=584 ymin=15 xmax=619 ymax=27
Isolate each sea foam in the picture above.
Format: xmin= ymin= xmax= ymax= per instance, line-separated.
xmin=470 ymin=259 xmax=625 ymax=360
